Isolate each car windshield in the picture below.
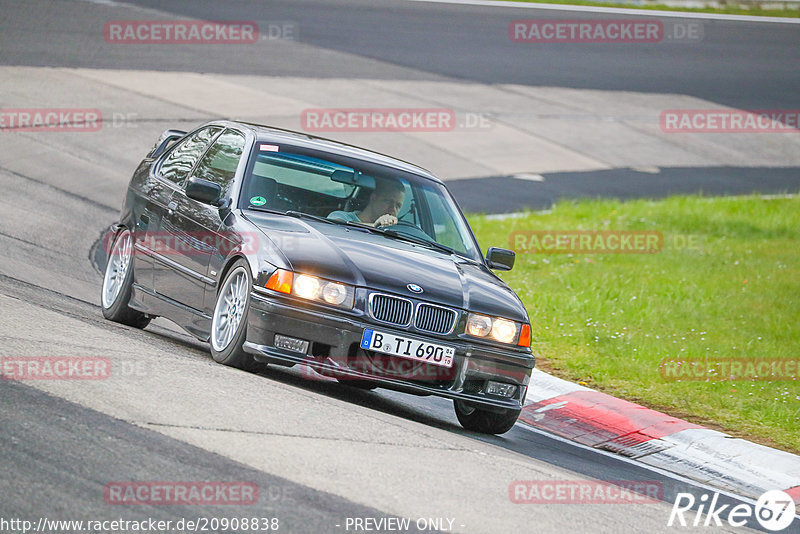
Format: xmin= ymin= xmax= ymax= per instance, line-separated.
xmin=241 ymin=144 xmax=481 ymax=260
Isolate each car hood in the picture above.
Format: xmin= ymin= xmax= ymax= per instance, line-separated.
xmin=244 ymin=212 xmax=529 ymax=322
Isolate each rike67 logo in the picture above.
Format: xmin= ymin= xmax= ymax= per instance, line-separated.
xmin=669 ymin=490 xmax=796 ymax=531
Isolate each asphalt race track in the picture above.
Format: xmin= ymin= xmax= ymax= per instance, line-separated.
xmin=7 ymin=0 xmax=799 ymax=108
xmin=0 ymin=0 xmax=797 ymax=532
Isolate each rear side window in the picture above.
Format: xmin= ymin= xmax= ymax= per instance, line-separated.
xmin=159 ymin=126 xmax=222 ymax=187
xmin=192 ymin=129 xmax=247 ymax=196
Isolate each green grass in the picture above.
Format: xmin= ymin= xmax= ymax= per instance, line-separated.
xmin=499 ymin=0 xmax=800 ymax=18
xmin=468 ymin=194 xmax=800 ymax=453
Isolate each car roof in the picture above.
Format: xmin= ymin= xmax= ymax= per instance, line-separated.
xmin=207 ymin=120 xmax=444 ymax=185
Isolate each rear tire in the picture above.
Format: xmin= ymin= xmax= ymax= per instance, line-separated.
xmin=210 ymin=259 xmax=262 ymax=372
xmin=454 ymin=400 xmax=520 ymax=435
xmin=101 ymin=228 xmax=151 ymax=329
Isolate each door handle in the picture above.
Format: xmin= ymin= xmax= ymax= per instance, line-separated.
xmin=167 ymin=201 xmax=178 ymax=215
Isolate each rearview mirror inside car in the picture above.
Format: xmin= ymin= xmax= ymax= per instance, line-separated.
xmin=331 ymin=170 xmax=376 ymax=189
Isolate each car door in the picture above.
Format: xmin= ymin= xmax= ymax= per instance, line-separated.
xmin=130 ymin=176 xmax=166 ymax=293
xmin=146 ymin=126 xmax=223 ymax=305
xmin=155 ymin=128 xmax=247 ymax=312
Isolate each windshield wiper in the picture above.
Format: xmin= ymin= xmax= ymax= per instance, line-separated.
xmin=249 ymin=208 xmax=475 ymax=262
xmin=245 ymin=206 xmax=285 ymax=215
xmin=246 ymin=207 xmax=344 ymax=226
xmin=383 ymin=229 xmax=457 ymax=255
xmin=343 ymin=220 xmax=382 ymax=232
xmin=344 ymin=221 xmax=456 ymax=256
xmin=380 ymin=228 xmax=481 ymax=264
xmin=284 ymin=210 xmax=338 ymax=225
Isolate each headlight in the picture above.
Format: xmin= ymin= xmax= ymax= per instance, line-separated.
xmin=322 ymin=282 xmax=348 ymax=305
xmin=265 ymin=269 xmax=354 ymax=309
xmin=491 ymin=318 xmax=517 ymax=344
xmin=294 ymin=274 xmax=320 ymax=300
xmin=466 ymin=313 xmax=527 ymax=346
xmin=466 ymin=314 xmax=492 ymax=337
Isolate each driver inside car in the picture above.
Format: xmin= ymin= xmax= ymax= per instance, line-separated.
xmin=328 ymin=177 xmax=405 ymax=228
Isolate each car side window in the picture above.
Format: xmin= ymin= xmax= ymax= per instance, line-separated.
xmin=159 ymin=126 xmax=222 ymax=187
xmin=191 ymin=129 xmax=246 ymax=196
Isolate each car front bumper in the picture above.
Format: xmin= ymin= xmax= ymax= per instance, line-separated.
xmin=243 ymin=290 xmax=535 ymax=412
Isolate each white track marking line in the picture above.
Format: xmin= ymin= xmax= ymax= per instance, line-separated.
xmin=406 ymin=0 xmax=800 ymax=24
xmin=516 ymin=421 xmax=800 ymax=520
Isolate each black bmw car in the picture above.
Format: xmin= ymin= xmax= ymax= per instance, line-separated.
xmin=101 ymin=120 xmax=534 ymax=434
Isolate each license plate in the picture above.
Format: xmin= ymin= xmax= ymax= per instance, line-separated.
xmin=360 ymin=329 xmax=455 ymax=368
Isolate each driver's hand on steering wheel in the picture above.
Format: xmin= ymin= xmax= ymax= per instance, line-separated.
xmin=374 ymin=214 xmax=398 ymax=227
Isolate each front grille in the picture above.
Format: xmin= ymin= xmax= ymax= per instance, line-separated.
xmin=414 ymin=303 xmax=457 ymax=334
xmin=369 ymin=294 xmax=412 ymax=326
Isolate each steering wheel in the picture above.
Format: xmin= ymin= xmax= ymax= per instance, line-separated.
xmin=382 ymin=220 xmax=432 ymax=241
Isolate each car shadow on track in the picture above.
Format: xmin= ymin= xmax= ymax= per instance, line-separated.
xmin=132 ymin=322 xmax=765 ymax=528
xmin=141 ymin=319 xmax=466 ymax=434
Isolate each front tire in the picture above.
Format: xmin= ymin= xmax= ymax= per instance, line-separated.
xmin=454 ymin=400 xmax=520 ymax=435
xmin=210 ymin=259 xmax=261 ymax=371
xmin=101 ymin=228 xmax=150 ymax=328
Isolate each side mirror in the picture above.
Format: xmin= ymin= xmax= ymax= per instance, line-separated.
xmin=486 ymin=247 xmax=515 ymax=271
xmin=150 ymin=129 xmax=186 ymax=158
xmin=186 ymin=177 xmax=222 ymax=206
